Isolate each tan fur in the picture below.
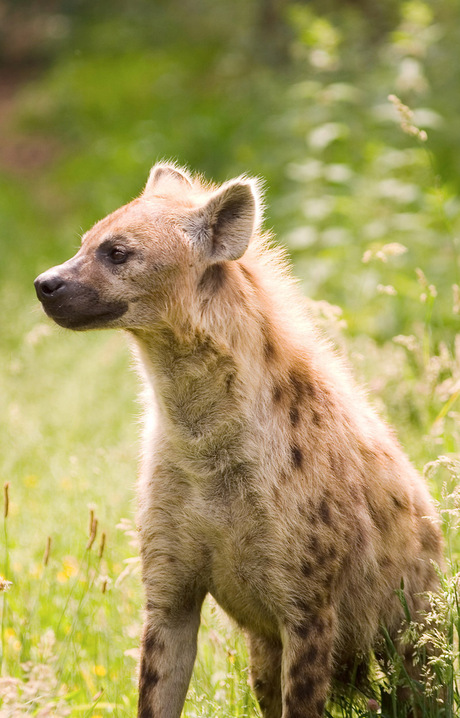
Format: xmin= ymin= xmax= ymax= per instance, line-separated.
xmin=35 ymin=163 xmax=443 ymax=718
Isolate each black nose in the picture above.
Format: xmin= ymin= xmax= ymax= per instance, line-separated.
xmin=34 ymin=273 xmax=66 ymax=302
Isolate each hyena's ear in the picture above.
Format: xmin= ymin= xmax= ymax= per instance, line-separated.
xmin=184 ymin=178 xmax=261 ymax=261
xmin=143 ymin=163 xmax=193 ymax=198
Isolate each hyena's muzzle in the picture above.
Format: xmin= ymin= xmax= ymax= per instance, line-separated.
xmin=34 ymin=258 xmax=128 ymax=331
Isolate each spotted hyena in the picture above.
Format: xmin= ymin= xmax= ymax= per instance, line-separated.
xmin=35 ymin=163 xmax=443 ymax=717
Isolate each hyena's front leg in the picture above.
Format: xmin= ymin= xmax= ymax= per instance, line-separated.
xmin=137 ymin=584 xmax=206 ymax=718
xmin=281 ymin=607 xmax=335 ymax=718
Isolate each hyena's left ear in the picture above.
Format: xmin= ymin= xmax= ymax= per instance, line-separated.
xmin=184 ymin=178 xmax=261 ymax=261
xmin=143 ymin=162 xmax=193 ymax=198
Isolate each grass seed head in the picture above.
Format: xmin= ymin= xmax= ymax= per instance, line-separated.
xmin=3 ymin=481 xmax=9 ymax=519
xmin=86 ymin=517 xmax=98 ymax=550
xmin=43 ymin=536 xmax=52 ymax=566
xmin=98 ymin=531 xmax=106 ymax=559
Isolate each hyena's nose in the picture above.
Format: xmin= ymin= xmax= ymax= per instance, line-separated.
xmin=34 ymin=272 xmax=66 ymax=302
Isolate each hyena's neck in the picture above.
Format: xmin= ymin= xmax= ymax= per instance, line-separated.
xmin=129 ymin=255 xmax=300 ymax=479
xmin=130 ymin=330 xmax=260 ymax=488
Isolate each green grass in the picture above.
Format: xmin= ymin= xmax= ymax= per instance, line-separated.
xmin=1 ymin=0 xmax=460 ymax=715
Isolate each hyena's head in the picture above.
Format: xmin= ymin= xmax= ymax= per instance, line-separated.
xmin=35 ymin=163 xmax=261 ymax=331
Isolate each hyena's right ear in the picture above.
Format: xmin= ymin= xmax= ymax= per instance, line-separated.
xmin=184 ymin=178 xmax=262 ymax=262
xmin=143 ymin=162 xmax=193 ymax=198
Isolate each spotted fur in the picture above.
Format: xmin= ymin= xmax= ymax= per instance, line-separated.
xmin=35 ymin=162 xmax=443 ymax=717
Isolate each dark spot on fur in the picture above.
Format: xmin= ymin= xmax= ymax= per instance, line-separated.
xmin=139 ymin=655 xmax=160 ymax=696
xmin=301 ymin=559 xmax=313 ymax=577
xmin=291 ymin=444 xmax=303 ymax=469
xmin=261 ymin=318 xmax=276 ymax=362
xmin=240 ymin=263 xmax=258 ymax=289
xmin=289 ymin=370 xmax=302 ymax=396
xmin=293 ymin=619 xmax=311 ymax=639
xmin=305 ymin=381 xmax=316 ymax=399
xmin=225 ymin=372 xmax=235 ymax=392
xmin=327 ymin=545 xmax=337 ymax=561
xmin=198 ymin=264 xmax=227 ymax=294
xmin=392 ymin=494 xmax=405 ymax=510
xmin=289 ymin=369 xmax=316 ymax=401
xmin=291 ymin=676 xmax=316 ymax=703
xmin=312 ymin=409 xmax=321 ymax=426
xmin=290 ymin=405 xmax=300 ymax=426
xmin=319 ymin=498 xmax=332 ymax=525
xmin=313 ymin=616 xmax=326 ymax=635
xmin=273 ymin=383 xmax=283 ymax=403
xmin=420 ymin=520 xmax=442 ymax=553
xmin=309 ymin=535 xmax=320 ymax=555
xmin=365 ymin=492 xmax=388 ymax=533
xmin=312 ymin=589 xmax=326 ymax=607
xmin=293 ymin=598 xmax=310 ymax=620
xmin=140 ymin=666 xmax=159 ymax=690
xmin=143 ymin=626 xmax=165 ymax=655
xmin=253 ymin=678 xmax=264 ymax=693
xmin=264 ymin=340 xmax=275 ymax=361
xmin=316 ymin=698 xmax=326 ymax=714
xmin=316 ymin=550 xmax=327 ymax=568
xmin=306 ymin=644 xmax=319 ymax=663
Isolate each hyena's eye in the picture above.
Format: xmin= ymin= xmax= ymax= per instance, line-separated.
xmin=108 ymin=246 xmax=129 ymax=264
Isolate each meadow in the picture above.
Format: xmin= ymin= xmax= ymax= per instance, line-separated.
xmin=1 ymin=1 xmax=460 ymax=715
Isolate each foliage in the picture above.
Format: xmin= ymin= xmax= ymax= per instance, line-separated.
xmin=1 ymin=0 xmax=460 ymax=715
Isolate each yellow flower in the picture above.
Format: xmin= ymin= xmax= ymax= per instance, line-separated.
xmin=57 ymin=556 xmax=79 ymax=582
xmin=93 ymin=665 xmax=107 ymax=677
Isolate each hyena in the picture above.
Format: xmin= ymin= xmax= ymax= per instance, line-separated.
xmin=35 ymin=163 xmax=443 ymax=718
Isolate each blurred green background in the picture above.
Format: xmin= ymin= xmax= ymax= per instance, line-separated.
xmin=1 ymin=1 xmax=459 ymax=715
xmin=2 ymin=0 xmax=460 ymax=339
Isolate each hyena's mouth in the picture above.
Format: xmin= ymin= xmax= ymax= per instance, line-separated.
xmin=34 ymin=276 xmax=128 ymax=330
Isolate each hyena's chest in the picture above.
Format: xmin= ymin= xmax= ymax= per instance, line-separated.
xmin=185 ymin=488 xmax=281 ymax=636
